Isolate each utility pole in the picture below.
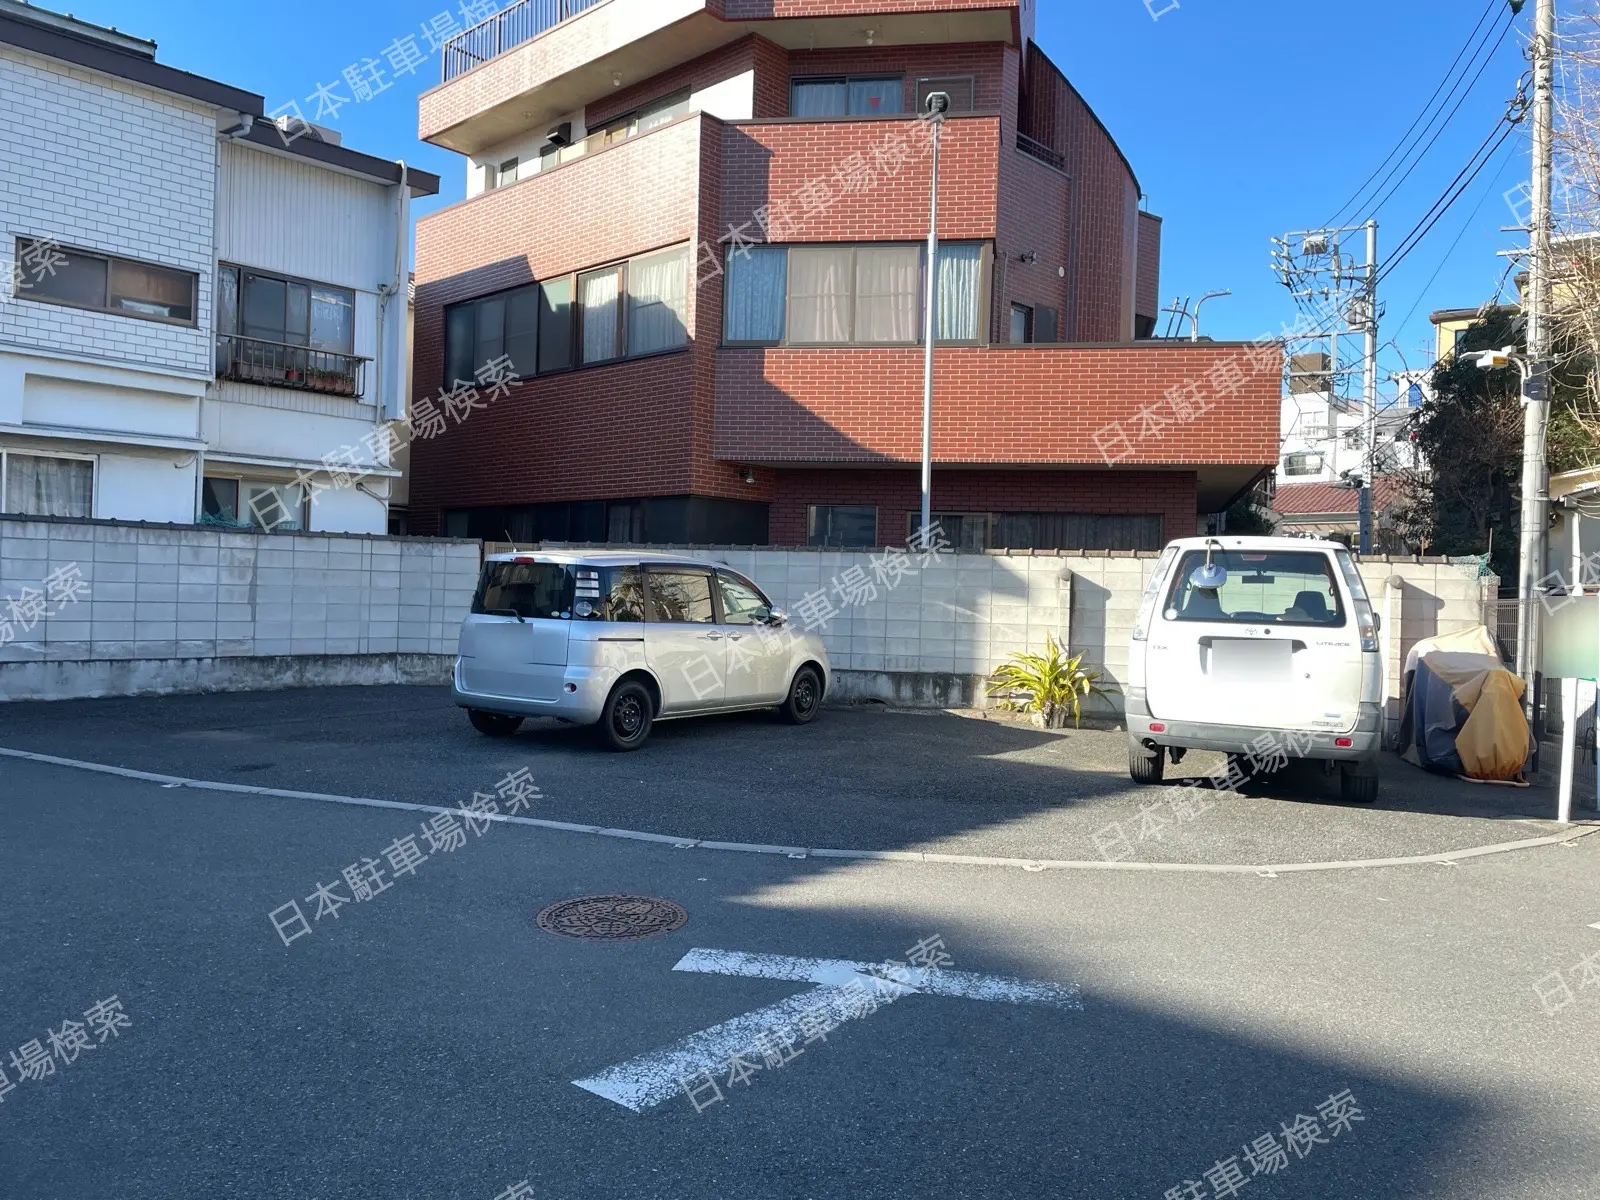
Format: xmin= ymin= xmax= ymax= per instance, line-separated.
xmin=1360 ymin=219 xmax=1379 ymax=555
xmin=1517 ymin=0 xmax=1555 ymax=716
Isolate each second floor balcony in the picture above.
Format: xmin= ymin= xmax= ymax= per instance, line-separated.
xmin=215 ymin=334 xmax=368 ymax=399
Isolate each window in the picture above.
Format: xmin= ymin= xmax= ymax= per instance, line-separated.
xmin=717 ymin=571 xmax=773 ymax=626
xmin=586 ymin=91 xmax=690 ymax=153
xmin=936 ymin=243 xmax=983 ymax=341
xmin=808 ymin=505 xmax=877 ymax=548
xmin=443 ymin=285 xmax=536 ymax=386
xmin=473 ymin=561 xmax=574 ymax=620
xmin=791 ymin=76 xmax=903 ymax=117
xmin=579 ymin=265 xmax=624 ymax=364
xmin=626 ymin=247 xmax=689 ymax=356
xmin=916 ymin=76 xmax=976 ymax=113
xmin=646 ymin=570 xmax=716 ymax=624
xmin=15 ymin=238 xmax=195 ymax=324
xmin=2 ymin=453 xmax=92 ymax=518
xmin=854 ymin=245 xmax=921 ymax=343
xmin=201 ymin=478 xmax=241 ymax=527
xmin=222 ymin=266 xmax=354 ymax=353
xmin=1164 ymin=550 xmax=1346 ymax=627
xmin=538 ymin=277 xmax=573 ymax=373
xmin=242 ymin=482 xmax=305 ymax=531
xmin=728 ymin=243 xmax=985 ymax=346
xmin=1283 ymin=453 xmax=1324 ymax=477
xmin=909 ymin=512 xmax=991 ymax=551
xmin=498 ymin=157 xmax=519 ymax=185
xmin=596 ymin=565 xmax=646 ymax=622
xmin=1009 ymin=303 xmax=1034 ymax=344
xmin=725 ymin=247 xmax=787 ymax=343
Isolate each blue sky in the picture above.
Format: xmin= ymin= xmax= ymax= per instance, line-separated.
xmin=66 ymin=0 xmax=1531 ymax=392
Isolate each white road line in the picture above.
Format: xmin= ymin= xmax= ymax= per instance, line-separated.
xmin=572 ymin=980 xmax=898 ymax=1113
xmin=574 ymin=948 xmax=1080 ymax=1111
xmin=2 ymin=744 xmax=1596 ymax=875
xmin=675 ymin=948 xmax=1083 ymax=1009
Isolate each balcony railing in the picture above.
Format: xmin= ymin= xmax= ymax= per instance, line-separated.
xmin=442 ymin=0 xmax=604 ymax=81
xmin=216 ymin=334 xmax=368 ymax=398
xmin=1016 ymin=133 xmax=1066 ymax=170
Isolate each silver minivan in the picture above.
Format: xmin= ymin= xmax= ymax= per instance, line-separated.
xmin=453 ymin=551 xmax=831 ymax=750
xmin=1124 ymin=536 xmax=1385 ymax=802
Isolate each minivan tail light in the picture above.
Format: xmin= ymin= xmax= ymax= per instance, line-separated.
xmin=1356 ymin=600 xmax=1378 ymax=652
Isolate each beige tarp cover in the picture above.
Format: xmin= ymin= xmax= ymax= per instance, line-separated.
xmin=1402 ymin=626 xmax=1531 ymax=782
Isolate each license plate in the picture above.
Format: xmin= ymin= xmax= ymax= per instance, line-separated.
xmin=1209 ymin=638 xmax=1292 ymax=683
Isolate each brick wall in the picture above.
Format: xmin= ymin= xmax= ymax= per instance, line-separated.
xmin=768 ymin=467 xmax=1197 ymax=545
xmin=714 ymin=343 xmax=1282 ymax=466
xmin=1136 ymin=211 xmax=1161 ymax=327
xmin=721 ymin=115 xmax=999 ymax=243
xmin=0 ymin=46 xmax=215 ymax=380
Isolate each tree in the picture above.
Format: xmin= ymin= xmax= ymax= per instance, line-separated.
xmin=1391 ymin=310 xmax=1524 ymax=578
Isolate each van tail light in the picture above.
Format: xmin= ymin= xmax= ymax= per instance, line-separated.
xmin=1356 ymin=601 xmax=1379 ymax=652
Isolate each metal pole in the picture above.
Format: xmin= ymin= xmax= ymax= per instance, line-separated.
xmin=1190 ymin=289 xmax=1232 ymax=342
xmin=1360 ymin=219 xmax=1379 ymax=555
xmin=1558 ymin=508 xmax=1580 ymax=822
xmin=1518 ymin=0 xmax=1556 ymax=721
xmin=920 ymin=113 xmax=943 ymax=544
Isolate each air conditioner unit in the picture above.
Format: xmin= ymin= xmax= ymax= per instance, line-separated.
xmin=545 ymin=122 xmax=573 ymax=148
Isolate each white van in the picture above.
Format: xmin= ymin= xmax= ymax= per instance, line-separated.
xmin=1124 ymin=536 xmax=1384 ymax=802
xmin=453 ymin=551 xmax=831 ymax=751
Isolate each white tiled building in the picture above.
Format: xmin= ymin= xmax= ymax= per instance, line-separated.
xmin=0 ymin=1 xmax=438 ymax=533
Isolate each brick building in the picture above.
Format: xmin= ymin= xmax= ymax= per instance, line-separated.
xmin=409 ymin=0 xmax=1280 ymax=550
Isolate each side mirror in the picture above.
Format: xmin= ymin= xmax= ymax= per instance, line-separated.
xmin=1372 ymin=611 xmax=1383 ymax=633
xmin=767 ymin=609 xmax=789 ymax=627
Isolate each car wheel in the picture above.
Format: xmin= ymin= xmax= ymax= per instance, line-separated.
xmin=1339 ymin=764 xmax=1379 ymax=804
xmin=1129 ymin=741 xmax=1165 ymax=784
xmin=599 ymin=680 xmax=654 ymax=752
xmin=779 ymin=666 xmax=823 ymax=725
xmin=468 ymin=709 xmax=524 ymax=738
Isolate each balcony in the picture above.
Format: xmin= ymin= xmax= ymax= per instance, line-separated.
xmin=216 ymin=335 xmax=368 ymax=398
xmin=419 ymin=0 xmax=1019 ymax=153
xmin=442 ymin=0 xmax=604 ymax=82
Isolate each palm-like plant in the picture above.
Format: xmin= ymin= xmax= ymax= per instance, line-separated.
xmin=985 ymin=635 xmax=1116 ymax=729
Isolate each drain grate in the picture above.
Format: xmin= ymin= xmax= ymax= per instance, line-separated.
xmin=535 ymin=895 xmax=688 ymax=942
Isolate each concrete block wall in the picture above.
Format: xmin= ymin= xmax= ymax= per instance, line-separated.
xmin=583 ymin=547 xmax=1500 ymax=719
xmin=0 ymin=518 xmax=479 ymax=702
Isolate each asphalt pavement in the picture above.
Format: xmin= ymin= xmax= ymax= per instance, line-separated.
xmin=1 ymin=749 xmax=1598 ymax=1199
xmin=0 ymin=685 xmax=1576 ymax=866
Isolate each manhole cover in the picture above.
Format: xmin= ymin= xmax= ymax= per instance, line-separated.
xmin=535 ymin=895 xmax=688 ymax=942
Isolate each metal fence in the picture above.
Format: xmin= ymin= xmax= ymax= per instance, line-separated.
xmin=442 ymin=0 xmax=603 ymax=80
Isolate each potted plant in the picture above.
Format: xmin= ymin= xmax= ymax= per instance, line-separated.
xmin=985 ymin=635 xmax=1116 ymax=729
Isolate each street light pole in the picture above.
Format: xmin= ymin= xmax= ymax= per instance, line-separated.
xmin=920 ymin=94 xmax=949 ymax=545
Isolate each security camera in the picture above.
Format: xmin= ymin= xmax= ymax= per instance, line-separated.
xmin=925 ymin=91 xmax=951 ymax=117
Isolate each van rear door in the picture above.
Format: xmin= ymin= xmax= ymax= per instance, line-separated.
xmin=457 ymin=559 xmax=572 ymax=702
xmin=1144 ymin=548 xmax=1364 ymax=733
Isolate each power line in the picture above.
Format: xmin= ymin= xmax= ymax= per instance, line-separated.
xmin=1390 ymin=138 xmax=1519 ymax=336
xmin=1324 ymin=0 xmax=1504 ymax=228
xmin=1377 ymin=98 xmax=1527 ymax=286
xmin=1360 ymin=12 xmax=1519 ymax=221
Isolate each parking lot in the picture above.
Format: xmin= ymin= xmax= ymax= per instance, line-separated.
xmin=0 ymin=685 xmax=1574 ymax=868
xmin=2 ymin=687 xmax=1598 ymax=1199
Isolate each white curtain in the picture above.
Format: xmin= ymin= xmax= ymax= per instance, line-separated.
xmin=627 ymin=248 xmax=688 ymax=355
xmin=791 ymin=81 xmax=847 ymax=118
xmin=5 ymin=454 xmax=92 ymax=518
xmin=725 ymin=247 xmax=787 ymax=343
xmin=848 ymin=78 xmax=902 ymax=116
xmin=936 ymin=243 xmax=983 ymax=341
xmin=581 ymin=269 xmax=621 ymax=363
xmin=854 ymin=245 xmax=919 ymax=343
xmin=788 ymin=249 xmax=852 ymax=343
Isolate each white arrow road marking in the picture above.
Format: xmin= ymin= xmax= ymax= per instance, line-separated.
xmin=571 ymin=949 xmax=1081 ymax=1112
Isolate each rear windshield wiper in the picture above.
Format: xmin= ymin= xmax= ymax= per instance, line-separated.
xmin=485 ymin=607 xmax=526 ymax=623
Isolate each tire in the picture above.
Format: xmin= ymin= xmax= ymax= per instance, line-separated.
xmin=468 ymin=709 xmax=523 ymax=738
xmin=1340 ymin=765 xmax=1379 ymax=804
xmin=599 ymin=680 xmax=654 ymax=752
xmin=1129 ymin=741 xmax=1165 ymax=785
xmin=779 ymin=666 xmax=823 ymax=725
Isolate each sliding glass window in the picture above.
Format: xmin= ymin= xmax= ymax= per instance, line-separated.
xmin=725 ymin=242 xmax=987 ymax=346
